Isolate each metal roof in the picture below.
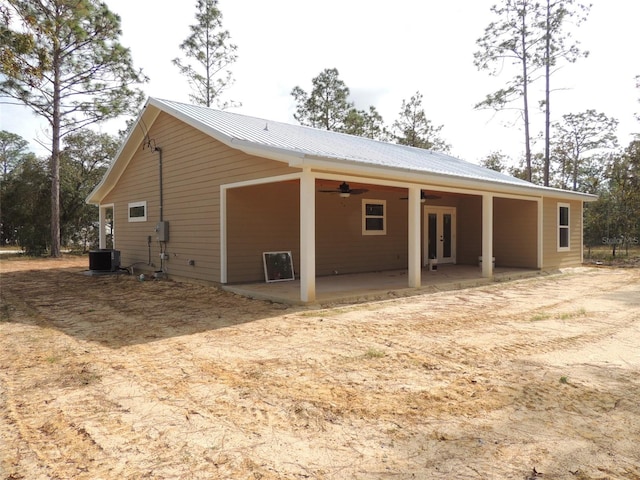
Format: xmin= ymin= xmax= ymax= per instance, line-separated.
xmin=86 ymin=98 xmax=598 ymax=205
xmin=151 ymin=98 xmax=536 ymax=189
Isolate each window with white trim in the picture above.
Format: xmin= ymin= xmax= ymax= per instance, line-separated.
xmin=558 ymin=203 xmax=570 ymax=250
xmin=362 ymin=199 xmax=386 ymax=235
xmin=128 ymin=201 xmax=147 ymax=222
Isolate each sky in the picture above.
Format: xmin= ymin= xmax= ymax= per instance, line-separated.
xmin=1 ymin=0 xmax=639 ymax=167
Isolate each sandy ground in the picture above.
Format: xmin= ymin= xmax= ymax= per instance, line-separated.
xmin=1 ymin=256 xmax=639 ymax=480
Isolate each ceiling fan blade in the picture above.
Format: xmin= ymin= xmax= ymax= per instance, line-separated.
xmin=319 ymin=181 xmax=363 ymax=195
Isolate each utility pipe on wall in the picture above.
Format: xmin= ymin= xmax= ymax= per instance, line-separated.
xmin=154 ymin=146 xmax=163 ymax=222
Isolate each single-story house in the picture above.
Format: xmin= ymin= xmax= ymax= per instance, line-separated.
xmin=87 ymin=97 xmax=596 ymax=303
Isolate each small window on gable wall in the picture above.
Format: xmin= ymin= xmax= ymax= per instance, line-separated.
xmin=558 ymin=203 xmax=570 ymax=251
xmin=128 ymin=201 xmax=147 ymax=222
xmin=362 ymin=199 xmax=386 ymax=235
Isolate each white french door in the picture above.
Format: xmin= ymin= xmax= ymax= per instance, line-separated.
xmin=423 ymin=206 xmax=456 ymax=265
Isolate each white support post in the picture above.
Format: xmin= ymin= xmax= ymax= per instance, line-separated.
xmin=300 ymin=171 xmax=316 ymax=302
xmin=98 ymin=206 xmax=106 ymax=249
xmin=482 ymin=193 xmax=494 ymax=278
xmin=580 ymin=201 xmax=584 ymax=264
xmin=408 ymin=186 xmax=421 ymax=288
xmin=220 ymin=187 xmax=228 ymax=283
xmin=537 ymin=197 xmax=543 ymax=269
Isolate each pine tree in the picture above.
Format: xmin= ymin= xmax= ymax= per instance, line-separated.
xmin=173 ymin=0 xmax=239 ymax=109
xmin=392 ymin=92 xmax=450 ymax=152
xmin=474 ymin=0 xmax=543 ymax=182
xmin=474 ymin=0 xmax=590 ymax=185
xmin=292 ymin=68 xmax=389 ymax=141
xmin=1 ymin=0 xmax=146 ymax=257
xmin=291 ymin=68 xmax=354 ymax=131
xmin=541 ymin=0 xmax=590 ymax=186
xmin=552 ymin=110 xmax=617 ymax=191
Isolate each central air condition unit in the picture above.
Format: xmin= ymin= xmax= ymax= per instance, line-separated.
xmin=89 ymin=249 xmax=121 ymax=272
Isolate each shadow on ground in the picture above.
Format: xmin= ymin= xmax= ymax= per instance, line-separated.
xmin=1 ymin=267 xmax=293 ymax=349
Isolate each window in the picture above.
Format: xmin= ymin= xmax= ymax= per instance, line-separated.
xmin=128 ymin=201 xmax=147 ymax=222
xmin=558 ymin=203 xmax=570 ymax=250
xmin=362 ymin=199 xmax=386 ymax=235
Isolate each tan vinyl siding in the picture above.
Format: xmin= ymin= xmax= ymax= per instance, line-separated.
xmin=102 ymin=112 xmax=299 ymax=283
xmin=493 ymin=197 xmax=538 ymax=268
xmin=542 ymin=198 xmax=583 ymax=268
xmin=454 ymin=195 xmax=482 ymax=265
xmin=316 ymin=188 xmax=409 ymax=276
xmin=226 ymin=182 xmax=300 ymax=283
xmin=227 ymin=184 xmax=411 ymax=282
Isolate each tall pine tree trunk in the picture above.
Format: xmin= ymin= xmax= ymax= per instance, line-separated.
xmin=521 ymin=9 xmax=532 ymax=183
xmin=50 ymin=41 xmax=62 ymax=258
xmin=205 ymin=19 xmax=211 ymax=107
xmin=544 ymin=0 xmax=551 ymax=186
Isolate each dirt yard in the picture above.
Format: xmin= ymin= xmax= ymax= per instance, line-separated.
xmin=1 ymin=256 xmax=639 ymax=480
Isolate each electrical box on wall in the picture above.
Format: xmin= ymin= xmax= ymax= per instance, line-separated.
xmin=155 ymin=221 xmax=169 ymax=242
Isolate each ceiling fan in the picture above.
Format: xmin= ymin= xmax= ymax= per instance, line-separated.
xmin=319 ymin=181 xmax=369 ymax=198
xmin=400 ymin=191 xmax=441 ymax=202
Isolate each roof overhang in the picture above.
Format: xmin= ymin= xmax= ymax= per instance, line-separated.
xmin=293 ymin=155 xmax=598 ymax=202
xmin=207 ymin=142 xmax=597 ymax=202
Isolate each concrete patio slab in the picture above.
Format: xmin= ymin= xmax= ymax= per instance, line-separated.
xmin=222 ymin=264 xmax=546 ymax=306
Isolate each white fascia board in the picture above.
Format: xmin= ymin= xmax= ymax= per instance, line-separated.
xmin=221 ymin=172 xmax=302 ymax=190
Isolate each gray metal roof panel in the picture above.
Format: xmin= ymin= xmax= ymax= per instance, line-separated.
xmin=152 ymin=98 xmax=535 ymax=188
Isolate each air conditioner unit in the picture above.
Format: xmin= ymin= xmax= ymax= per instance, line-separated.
xmin=89 ymin=249 xmax=121 ymax=272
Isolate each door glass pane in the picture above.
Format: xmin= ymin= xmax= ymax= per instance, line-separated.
xmin=428 ymin=213 xmax=437 ymax=259
xmin=443 ymin=213 xmax=452 ymax=258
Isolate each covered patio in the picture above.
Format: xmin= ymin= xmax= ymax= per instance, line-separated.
xmin=222 ymin=264 xmax=545 ymax=305
xmin=223 ymin=174 xmax=544 ymax=304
